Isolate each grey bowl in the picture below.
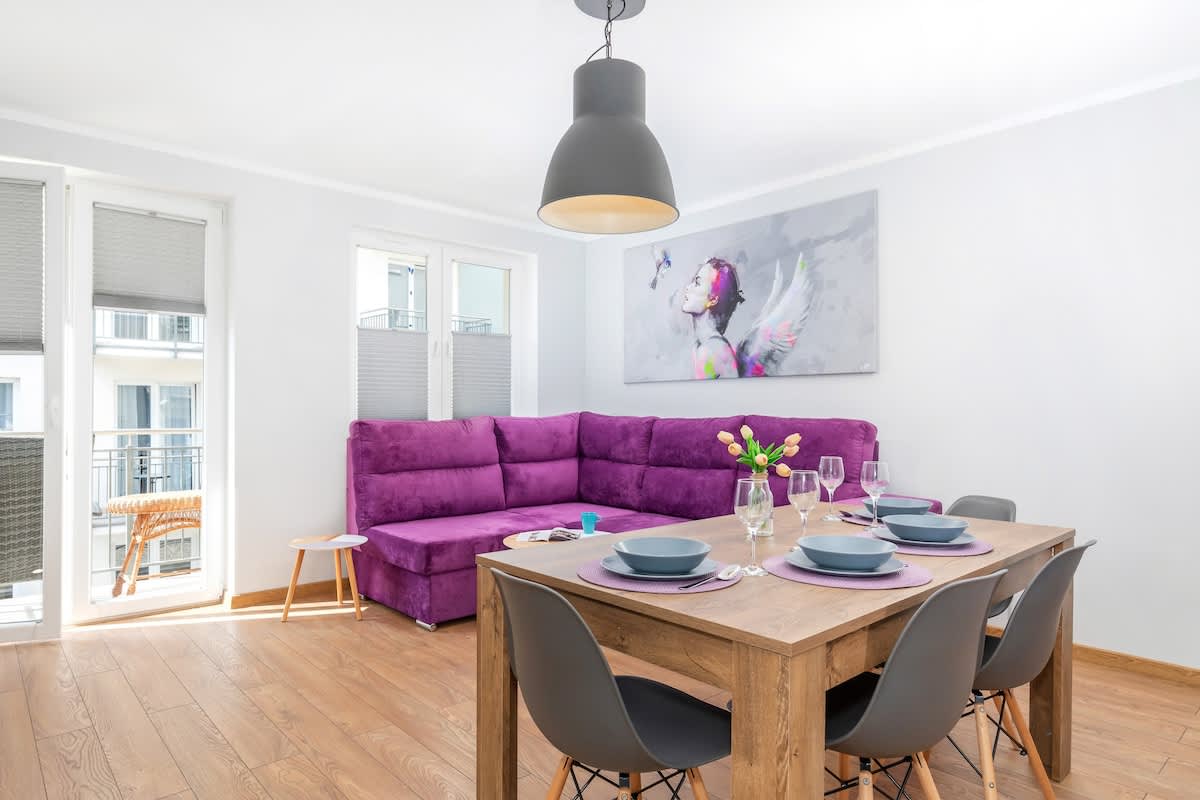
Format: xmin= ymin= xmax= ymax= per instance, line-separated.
xmin=883 ymin=513 xmax=969 ymax=543
xmin=795 ymin=535 xmax=897 ymax=571
xmin=864 ymin=497 xmax=933 ymax=517
xmin=612 ymin=537 xmax=712 ymax=574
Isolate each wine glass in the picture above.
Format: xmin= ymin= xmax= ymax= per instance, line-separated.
xmin=788 ymin=470 xmax=820 ymax=539
xmin=818 ymin=456 xmax=845 ymax=521
xmin=734 ymin=478 xmax=772 ymax=577
xmin=860 ymin=461 xmax=890 ymax=529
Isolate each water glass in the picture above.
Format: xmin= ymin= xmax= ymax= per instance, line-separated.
xmin=734 ymin=478 xmax=771 ymax=577
xmin=787 ymin=470 xmax=820 ymax=538
xmin=818 ymin=455 xmax=845 ymax=521
xmin=860 ymin=461 xmax=890 ymax=529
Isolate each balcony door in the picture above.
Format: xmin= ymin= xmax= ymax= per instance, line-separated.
xmin=70 ymin=183 xmax=225 ymax=622
xmin=352 ymin=232 xmax=536 ymax=421
xmin=0 ymin=161 xmax=65 ymax=641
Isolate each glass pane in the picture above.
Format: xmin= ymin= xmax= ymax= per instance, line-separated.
xmin=356 ymin=247 xmax=427 ymax=332
xmin=0 ymin=382 xmax=12 ymax=430
xmin=355 ymin=246 xmax=429 ymax=420
xmin=452 ymin=262 xmax=509 ymax=335
xmin=0 ymin=354 xmax=44 ymax=624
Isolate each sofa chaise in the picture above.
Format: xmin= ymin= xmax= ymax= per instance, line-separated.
xmin=346 ymin=411 xmax=939 ymax=628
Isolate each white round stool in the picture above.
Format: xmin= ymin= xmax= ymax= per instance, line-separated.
xmin=282 ymin=534 xmax=368 ymax=622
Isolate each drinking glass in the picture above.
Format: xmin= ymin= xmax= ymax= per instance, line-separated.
xmin=818 ymin=455 xmax=845 ymax=521
xmin=788 ymin=470 xmax=820 ymax=538
xmin=734 ymin=478 xmax=772 ymax=577
xmin=860 ymin=461 xmax=890 ymax=529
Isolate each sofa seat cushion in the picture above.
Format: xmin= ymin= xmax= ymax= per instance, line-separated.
xmin=362 ymin=510 xmax=544 ymax=575
xmin=495 ymin=413 xmax=581 ymax=507
xmin=508 ymin=502 xmax=639 ymax=530
xmin=643 ymin=415 xmax=744 ymax=519
xmin=600 ymin=513 xmax=688 ymax=534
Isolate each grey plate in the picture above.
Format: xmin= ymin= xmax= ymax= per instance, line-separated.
xmin=786 ymin=551 xmax=907 ymax=577
xmin=600 ymin=554 xmax=718 ymax=581
xmin=874 ymin=528 xmax=977 ymax=548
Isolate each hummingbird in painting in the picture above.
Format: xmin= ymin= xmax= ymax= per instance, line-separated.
xmin=650 ymin=247 xmax=671 ymax=289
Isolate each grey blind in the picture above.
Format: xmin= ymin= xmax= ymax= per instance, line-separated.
xmin=0 ymin=179 xmax=45 ymax=351
xmin=357 ymin=327 xmax=428 ymax=420
xmin=93 ymin=204 xmax=206 ymax=313
xmin=451 ymin=333 xmax=511 ymax=419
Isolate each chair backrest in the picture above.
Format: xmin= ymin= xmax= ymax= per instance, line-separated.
xmin=975 ymin=540 xmax=1095 ymax=691
xmin=490 ymin=569 xmax=661 ymax=772
xmin=946 ymin=495 xmax=1016 ymax=522
xmin=829 ymin=571 xmax=1006 ymax=758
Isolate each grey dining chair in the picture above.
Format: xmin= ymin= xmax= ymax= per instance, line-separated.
xmin=946 ymin=495 xmax=1018 ymax=618
xmin=825 ymin=570 xmax=1006 ymax=800
xmin=491 ymin=568 xmax=730 ymax=800
xmin=961 ymin=540 xmax=1095 ymax=800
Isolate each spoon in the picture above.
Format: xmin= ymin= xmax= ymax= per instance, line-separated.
xmin=678 ymin=564 xmax=741 ymax=590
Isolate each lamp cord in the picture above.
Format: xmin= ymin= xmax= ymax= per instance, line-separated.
xmin=584 ymin=0 xmax=627 ymax=63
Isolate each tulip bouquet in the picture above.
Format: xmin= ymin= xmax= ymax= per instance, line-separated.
xmin=718 ymin=425 xmax=801 ymax=477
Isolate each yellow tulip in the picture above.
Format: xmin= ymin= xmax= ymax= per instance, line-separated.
xmin=740 ymin=424 xmax=754 ymax=440
xmin=717 ymin=431 xmax=735 ymax=445
xmin=775 ymin=463 xmax=792 ymax=478
xmin=783 ymin=445 xmax=799 ymax=457
xmin=784 ymin=433 xmax=801 ymax=447
xmin=754 ymin=453 xmax=768 ymax=467
xmin=727 ymin=443 xmax=744 ymax=457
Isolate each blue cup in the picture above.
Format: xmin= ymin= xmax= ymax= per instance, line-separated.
xmin=580 ymin=512 xmax=600 ymax=536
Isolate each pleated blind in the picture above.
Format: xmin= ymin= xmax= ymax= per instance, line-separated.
xmin=93 ymin=204 xmax=206 ymax=314
xmin=357 ymin=327 xmax=429 ymax=419
xmin=0 ymin=179 xmax=45 ymax=351
xmin=451 ymin=333 xmax=511 ymax=419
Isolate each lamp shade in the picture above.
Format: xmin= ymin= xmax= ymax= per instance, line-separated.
xmin=540 ymin=58 xmax=678 ymax=234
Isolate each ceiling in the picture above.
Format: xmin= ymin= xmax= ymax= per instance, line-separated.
xmin=2 ymin=1 xmax=1198 ymax=231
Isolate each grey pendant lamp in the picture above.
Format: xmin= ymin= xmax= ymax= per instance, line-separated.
xmin=540 ymin=0 xmax=678 ymax=235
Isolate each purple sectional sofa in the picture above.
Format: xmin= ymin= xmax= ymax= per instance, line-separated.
xmin=346 ymin=412 xmax=938 ymax=628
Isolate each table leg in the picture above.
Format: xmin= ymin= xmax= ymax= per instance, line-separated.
xmin=334 ymin=550 xmax=344 ymax=605
xmin=344 ymin=549 xmax=362 ymax=621
xmin=477 ymin=567 xmax=518 ymax=799
xmin=731 ymin=642 xmax=825 ymax=798
xmin=1030 ymin=538 xmax=1074 ymax=780
xmin=281 ymin=550 xmax=305 ymax=622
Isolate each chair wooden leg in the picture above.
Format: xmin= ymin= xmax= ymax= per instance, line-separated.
xmin=334 ymin=549 xmax=344 ymax=605
xmin=629 ymin=771 xmax=641 ymax=797
xmin=993 ymin=692 xmax=1024 ymax=752
xmin=126 ymin=535 xmax=147 ymax=595
xmin=838 ymin=753 xmax=853 ymax=795
xmin=686 ymin=768 xmax=710 ymax=800
xmin=112 ymin=535 xmax=137 ymax=597
xmin=856 ymin=763 xmax=873 ymax=800
xmin=974 ymin=697 xmax=1000 ymax=800
xmin=1004 ymin=689 xmax=1057 ymax=800
xmin=281 ymin=550 xmax=305 ymax=622
xmin=912 ymin=751 xmax=941 ymax=800
xmin=545 ymin=756 xmax=572 ymax=800
xmin=344 ymin=548 xmax=363 ymax=620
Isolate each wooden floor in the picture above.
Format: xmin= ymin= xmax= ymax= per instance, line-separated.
xmin=1 ymin=596 xmax=1197 ymax=800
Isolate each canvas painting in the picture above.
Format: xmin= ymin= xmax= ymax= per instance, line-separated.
xmin=623 ymin=190 xmax=879 ymax=384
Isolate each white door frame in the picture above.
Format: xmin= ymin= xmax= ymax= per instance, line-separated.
xmin=0 ymin=160 xmax=65 ymax=642
xmin=68 ymin=181 xmax=227 ymax=623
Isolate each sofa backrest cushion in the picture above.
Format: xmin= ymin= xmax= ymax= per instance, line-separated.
xmin=348 ymin=417 xmax=506 ymax=529
xmin=642 ymin=415 xmax=744 ymax=519
xmin=495 ymin=413 xmax=580 ymax=508
xmin=743 ymin=415 xmax=879 ymax=506
xmin=577 ymin=412 xmax=655 ymax=509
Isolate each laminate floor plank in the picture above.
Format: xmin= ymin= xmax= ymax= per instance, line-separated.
xmin=60 ymin=636 xmax=118 ymax=677
xmin=184 ymin=623 xmax=277 ymax=690
xmin=102 ymin=628 xmax=193 ymax=712
xmin=17 ymin=641 xmax=92 ymax=739
xmin=0 ymin=644 xmax=25 ymax=693
xmin=35 ymin=726 xmax=122 ymax=800
xmin=163 ymin=653 xmax=298 ymax=769
xmin=75 ymin=669 xmax=188 ymax=800
xmin=149 ymin=703 xmax=272 ymax=800
xmin=0 ymin=689 xmax=47 ymax=800
xmin=252 ymin=755 xmax=348 ymax=800
xmin=355 ymin=724 xmax=475 ymax=800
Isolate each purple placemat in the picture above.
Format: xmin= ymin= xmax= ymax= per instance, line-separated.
xmin=855 ymin=531 xmax=994 ymax=557
xmin=576 ymin=560 xmax=742 ymax=594
xmin=763 ymin=555 xmax=933 ymax=590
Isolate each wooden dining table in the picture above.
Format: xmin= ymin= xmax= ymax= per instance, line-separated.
xmin=475 ymin=504 xmax=1076 ymax=799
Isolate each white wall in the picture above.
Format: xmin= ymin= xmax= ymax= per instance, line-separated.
xmin=0 ymin=116 xmax=587 ymax=598
xmin=583 ymin=80 xmax=1200 ymax=668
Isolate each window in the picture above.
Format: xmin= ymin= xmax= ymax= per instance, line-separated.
xmin=354 ymin=238 xmax=532 ymax=422
xmin=0 ymin=381 xmax=12 ymax=430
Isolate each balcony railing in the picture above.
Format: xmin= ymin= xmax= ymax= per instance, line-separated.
xmin=358 ymin=308 xmax=493 ymax=335
xmin=94 ymin=308 xmax=204 ymax=356
xmin=91 ymin=429 xmax=203 ymax=587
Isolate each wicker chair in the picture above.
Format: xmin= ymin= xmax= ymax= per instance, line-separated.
xmin=0 ymin=437 xmax=44 ymax=593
